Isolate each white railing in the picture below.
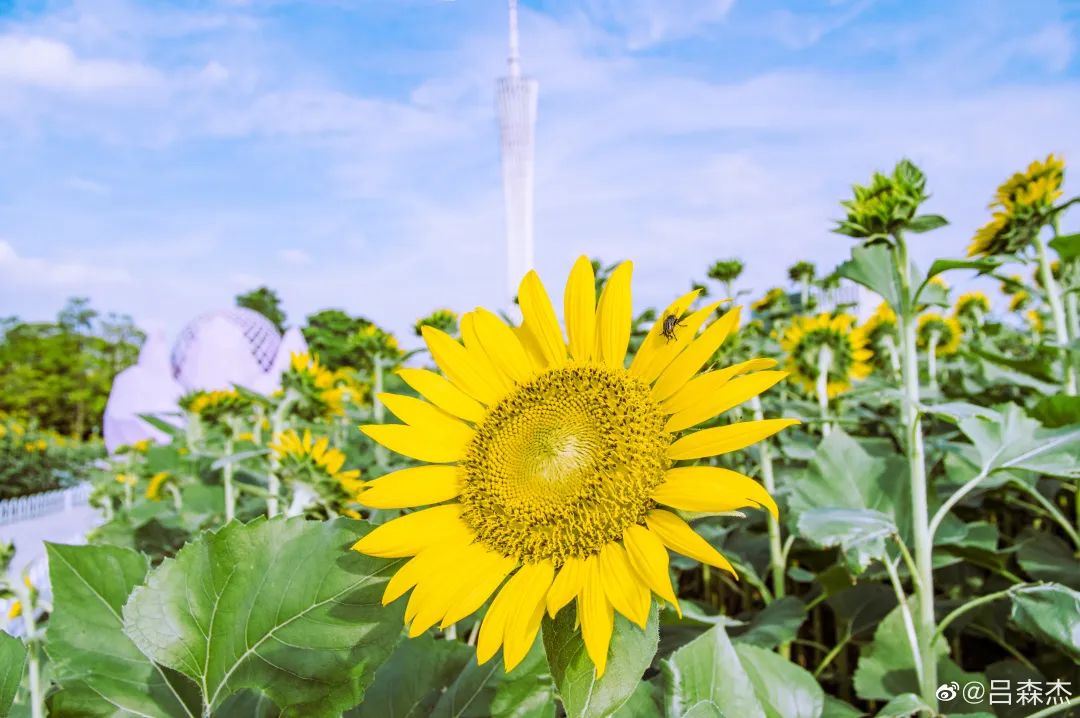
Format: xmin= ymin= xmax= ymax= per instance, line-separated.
xmin=0 ymin=484 xmax=92 ymax=527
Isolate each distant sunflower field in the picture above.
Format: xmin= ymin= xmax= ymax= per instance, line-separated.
xmin=1 ymin=156 xmax=1079 ymax=718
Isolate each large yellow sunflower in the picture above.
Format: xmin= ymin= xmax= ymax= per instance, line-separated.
xmin=352 ymin=257 xmax=795 ymax=676
xmin=779 ymin=314 xmax=872 ymax=398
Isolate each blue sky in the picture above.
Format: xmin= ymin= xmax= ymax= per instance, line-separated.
xmin=1 ymin=0 xmax=1078 ymax=344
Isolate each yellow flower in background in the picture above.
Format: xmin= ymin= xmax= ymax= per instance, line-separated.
xmin=751 ymin=287 xmax=788 ymax=313
xmin=917 ymin=313 xmax=962 ymax=356
xmin=354 ymin=257 xmax=794 ymax=677
xmin=992 ymin=154 xmax=1064 ymax=210
xmin=271 ymin=429 xmax=362 ymax=492
xmin=969 ymin=154 xmax=1066 ymax=258
xmin=6 ymin=601 xmax=21 ymax=621
xmin=285 ymin=353 xmax=347 ymax=417
xmin=1008 ymin=291 xmax=1031 ymax=313
xmin=953 ymin=291 xmax=991 ymax=320
xmin=115 ymin=473 xmax=136 ymax=486
xmin=779 ymin=313 xmax=872 ymax=398
xmin=132 ymin=438 xmax=152 ymax=453
xmin=145 ymin=472 xmax=170 ymax=501
xmin=1027 ymin=310 xmax=1045 ymax=333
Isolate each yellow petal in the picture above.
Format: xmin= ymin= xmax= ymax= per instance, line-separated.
xmin=359 ymin=465 xmax=463 ymax=509
xmin=667 ymin=418 xmax=800 ymax=460
xmin=651 ymin=307 xmax=741 ymax=402
xmin=472 ymin=308 xmax=534 ymax=385
xmin=360 ymin=424 xmax=468 ymax=463
xmin=645 ymin=509 xmax=736 ymax=576
xmin=408 ymin=545 xmax=485 ymax=636
xmin=382 ymin=550 xmax=441 ymax=604
xmin=460 ymin=313 xmax=512 ymax=394
xmin=599 ymin=542 xmax=650 ymax=629
xmin=635 ymin=301 xmax=722 ymax=385
xmin=518 ymin=270 xmax=567 ymax=369
xmin=662 ymin=358 xmax=778 ymax=414
xmin=546 ymin=556 xmax=585 ymax=618
xmin=397 ymin=368 xmax=486 ymax=423
xmin=629 ymin=289 xmax=701 ymax=377
xmin=351 ymin=505 xmax=467 ymax=558
xmin=441 ymin=548 xmax=517 ymax=627
xmin=421 ymin=326 xmax=500 ymax=405
xmin=378 ymin=393 xmax=476 ymax=443
xmin=623 ymin=525 xmax=680 ymax=616
xmin=664 ymin=371 xmax=789 ymax=432
xmin=311 ymin=437 xmax=329 ymax=462
xmin=564 ymin=256 xmax=597 ymax=362
xmin=593 ymin=261 xmax=633 ymax=369
xmin=578 ymin=555 xmax=614 ymax=678
xmin=652 ymin=466 xmax=778 ymax=519
xmin=477 ymin=568 xmax=528 ymax=664
xmin=503 ymin=561 xmax=555 ymax=670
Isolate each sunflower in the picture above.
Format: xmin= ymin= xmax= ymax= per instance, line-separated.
xmin=1027 ymin=310 xmax=1045 ymax=334
xmin=353 ymin=257 xmax=795 ymax=676
xmin=415 ymin=308 xmax=460 ymax=337
xmin=861 ymin=303 xmax=900 ymax=373
xmin=969 ymin=154 xmax=1066 ymax=258
xmin=751 ymin=287 xmax=790 ymax=314
xmin=953 ymin=291 xmax=991 ymax=325
xmin=282 ymin=353 xmax=347 ymax=419
xmin=145 ymin=471 xmax=170 ymax=501
xmin=270 ymin=428 xmax=364 ymax=496
xmin=917 ymin=313 xmax=962 ymax=356
xmin=180 ymin=389 xmax=251 ymax=424
xmin=1008 ymin=291 xmax=1031 ymax=313
xmin=779 ymin=314 xmax=872 ymax=398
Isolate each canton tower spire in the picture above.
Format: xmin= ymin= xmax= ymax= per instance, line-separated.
xmin=496 ymin=0 xmax=538 ymax=299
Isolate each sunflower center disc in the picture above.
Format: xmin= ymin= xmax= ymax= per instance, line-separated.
xmin=460 ymin=364 xmax=670 ymax=565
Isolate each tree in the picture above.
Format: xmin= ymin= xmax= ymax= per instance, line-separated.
xmin=236 ymin=286 xmax=287 ymax=333
xmin=302 ymin=309 xmax=372 ymax=371
xmin=0 ymin=300 xmax=144 ymax=437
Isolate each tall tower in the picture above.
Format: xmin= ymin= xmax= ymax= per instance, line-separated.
xmin=496 ymin=0 xmax=538 ymax=298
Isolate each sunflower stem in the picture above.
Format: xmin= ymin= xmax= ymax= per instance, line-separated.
xmin=267 ymin=390 xmax=299 ymax=518
xmin=926 ymin=330 xmax=939 ymax=394
xmin=815 ymin=344 xmax=833 ymax=436
xmin=1038 ymin=222 xmax=1076 ymax=395
xmin=751 ymin=396 xmax=789 ymax=658
xmin=882 ymin=334 xmax=901 ymax=382
xmin=894 ymin=230 xmax=938 ymax=710
xmin=883 ymin=556 xmax=925 ymax=694
xmin=18 ymin=582 xmax=44 ymax=718
xmin=373 ymin=354 xmax=388 ymax=469
xmin=223 ymin=436 xmax=236 ymax=522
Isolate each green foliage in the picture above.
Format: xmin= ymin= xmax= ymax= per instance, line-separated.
xmin=0 ymin=632 xmax=26 ymax=717
xmin=0 ymin=418 xmax=102 ymax=498
xmin=0 ymin=297 xmax=143 ymax=437
xmin=543 ymin=605 xmax=659 ymax=718
xmin=236 ymin=286 xmax=288 ymax=332
xmin=123 ymin=517 xmax=403 ymax=717
xmin=834 ymin=159 xmax=932 ymax=243
xmin=302 ymin=309 xmax=374 ymax=371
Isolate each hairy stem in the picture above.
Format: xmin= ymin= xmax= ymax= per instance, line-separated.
xmin=895 ymin=232 xmax=938 ymax=709
xmin=751 ymin=396 xmax=788 ymax=658
xmin=1036 ymin=226 xmax=1076 ymax=395
xmin=816 ymin=344 xmax=833 ymax=436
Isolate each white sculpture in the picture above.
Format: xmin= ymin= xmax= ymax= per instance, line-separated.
xmin=102 ymin=331 xmax=184 ymax=452
xmin=253 ymin=326 xmax=309 ymax=395
xmin=171 ymin=308 xmax=281 ymax=391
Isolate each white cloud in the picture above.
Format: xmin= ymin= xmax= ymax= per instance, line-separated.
xmin=576 ymin=0 xmax=736 ymax=48
xmin=0 ymin=36 xmax=161 ymax=93
xmin=279 ymin=248 xmax=310 ymax=265
xmin=0 ymin=240 xmax=131 ymax=288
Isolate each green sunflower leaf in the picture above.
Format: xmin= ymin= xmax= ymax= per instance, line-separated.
xmin=906 ymin=214 xmax=949 ymax=233
xmin=1008 ymin=583 xmax=1080 ymax=661
xmin=735 ymin=643 xmax=825 ymax=718
xmin=797 ymin=507 xmax=897 ymax=574
xmin=663 ymin=623 xmax=766 ymax=718
xmin=835 ymin=244 xmax=901 ymax=312
xmin=958 ymin=403 xmax=1080 ymax=478
xmin=543 ymin=603 xmax=659 ymax=718
xmin=349 ymin=634 xmax=473 ymax=718
xmin=122 ymin=517 xmax=403 ymax=718
xmin=0 ymin=631 xmax=26 ymax=717
xmin=430 ymin=640 xmax=555 ymax=718
xmin=45 ymin=542 xmax=200 ymax=718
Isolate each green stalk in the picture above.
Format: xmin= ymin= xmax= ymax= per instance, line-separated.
xmin=893 ymin=231 xmax=938 ymax=709
xmin=267 ymin=390 xmax=299 ymax=518
xmin=223 ymin=436 xmax=236 ymax=523
xmin=882 ymin=335 xmax=901 ymax=382
xmin=18 ymin=586 xmax=43 ymax=718
xmin=373 ymin=354 xmax=388 ymax=469
xmin=1027 ymin=696 xmax=1080 ymax=717
xmin=926 ymin=331 xmax=939 ymax=394
xmin=883 ymin=558 xmax=924 ymax=691
xmin=932 ymin=587 xmax=1015 ymax=645
xmin=751 ymin=396 xmax=788 ymax=658
xmin=1037 ymin=222 xmax=1076 ymax=394
xmin=815 ymin=344 xmax=833 ymax=436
